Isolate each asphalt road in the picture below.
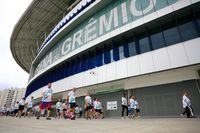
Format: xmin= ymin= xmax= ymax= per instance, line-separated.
xmin=0 ymin=117 xmax=200 ymax=133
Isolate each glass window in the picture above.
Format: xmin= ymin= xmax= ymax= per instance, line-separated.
xmin=128 ymin=40 xmax=137 ymax=56
xmin=60 ymin=64 xmax=65 ymax=79
xmin=104 ymin=44 xmax=113 ymax=64
xmin=194 ymin=9 xmax=200 ymax=25
xmin=119 ymin=44 xmax=125 ymax=60
xmin=51 ymin=69 xmax=55 ymax=82
xmin=95 ymin=48 xmax=103 ymax=67
xmin=178 ymin=15 xmax=199 ymax=41
xmin=113 ymin=42 xmax=119 ymax=61
xmin=162 ymin=20 xmax=181 ymax=46
xmin=81 ymin=54 xmax=89 ymax=71
xmin=138 ymin=32 xmax=151 ymax=53
xmin=110 ymin=48 xmax=114 ymax=63
xmin=65 ymin=62 xmax=70 ymax=77
xmin=75 ymin=57 xmax=81 ymax=73
xmin=57 ymin=66 xmax=61 ymax=80
xmin=198 ymin=16 xmax=200 ymax=28
xmin=149 ymin=26 xmax=166 ymax=50
xmin=70 ymin=59 xmax=75 ymax=75
xmin=89 ymin=51 xmax=96 ymax=69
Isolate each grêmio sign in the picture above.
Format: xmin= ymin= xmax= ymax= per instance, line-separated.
xmin=34 ymin=0 xmax=177 ymax=75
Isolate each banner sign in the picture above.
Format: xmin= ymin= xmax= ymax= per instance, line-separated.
xmin=107 ymin=101 xmax=117 ymax=110
xmin=34 ymin=0 xmax=178 ymax=75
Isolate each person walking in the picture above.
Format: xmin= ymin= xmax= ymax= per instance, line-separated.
xmin=66 ymin=87 xmax=76 ymax=120
xmin=62 ymin=100 xmax=67 ymax=119
xmin=14 ymin=101 xmax=19 ymax=117
xmin=181 ymin=92 xmax=194 ymax=118
xmin=133 ymin=96 xmax=140 ymax=118
xmin=79 ymin=106 xmax=82 ymax=118
xmin=27 ymin=96 xmax=34 ymax=118
xmin=84 ymin=92 xmax=92 ymax=119
xmin=18 ymin=97 xmax=25 ymax=118
xmin=37 ymin=83 xmax=53 ymax=120
xmin=56 ymin=99 xmax=62 ymax=119
xmin=121 ymin=93 xmax=128 ymax=120
xmin=129 ymin=96 xmax=135 ymax=118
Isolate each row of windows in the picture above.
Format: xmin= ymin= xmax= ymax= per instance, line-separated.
xmin=25 ymin=9 xmax=200 ymax=98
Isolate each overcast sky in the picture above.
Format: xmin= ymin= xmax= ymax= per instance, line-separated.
xmin=0 ymin=0 xmax=32 ymax=90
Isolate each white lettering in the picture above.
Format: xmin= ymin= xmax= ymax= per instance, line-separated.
xmin=85 ymin=18 xmax=97 ymax=42
xmin=121 ymin=2 xmax=128 ymax=24
xmin=113 ymin=7 xmax=119 ymax=28
xmin=62 ymin=38 xmax=72 ymax=55
xmin=99 ymin=7 xmax=119 ymax=35
xmin=72 ymin=29 xmax=83 ymax=50
xmin=46 ymin=52 xmax=52 ymax=66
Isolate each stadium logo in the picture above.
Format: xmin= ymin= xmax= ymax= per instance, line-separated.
xmin=35 ymin=0 xmax=177 ymax=75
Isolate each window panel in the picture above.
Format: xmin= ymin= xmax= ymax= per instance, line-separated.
xmin=113 ymin=42 xmax=119 ymax=61
xmin=70 ymin=59 xmax=75 ymax=75
xmin=65 ymin=62 xmax=70 ymax=77
xmin=104 ymin=45 xmax=112 ymax=64
xmin=138 ymin=32 xmax=151 ymax=53
xmin=89 ymin=51 xmax=96 ymax=69
xmin=149 ymin=26 xmax=166 ymax=50
xmin=75 ymin=57 xmax=81 ymax=73
xmin=96 ymin=48 xmax=103 ymax=67
xmin=123 ymin=41 xmax=129 ymax=58
xmin=128 ymin=40 xmax=137 ymax=56
xmin=119 ymin=43 xmax=125 ymax=59
xmin=162 ymin=20 xmax=181 ymax=46
xmin=81 ymin=54 xmax=89 ymax=71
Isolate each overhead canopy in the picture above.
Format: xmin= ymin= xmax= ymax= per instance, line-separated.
xmin=10 ymin=0 xmax=80 ymax=73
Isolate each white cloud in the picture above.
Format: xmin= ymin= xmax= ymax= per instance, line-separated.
xmin=0 ymin=0 xmax=32 ymax=89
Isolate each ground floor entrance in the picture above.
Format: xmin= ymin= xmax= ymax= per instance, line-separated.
xmin=75 ymin=80 xmax=200 ymax=117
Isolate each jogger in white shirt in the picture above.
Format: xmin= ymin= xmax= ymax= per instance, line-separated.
xmin=27 ymin=96 xmax=34 ymax=118
xmin=181 ymin=92 xmax=194 ymax=118
xmin=84 ymin=92 xmax=92 ymax=119
xmin=121 ymin=93 xmax=128 ymax=120
xmin=129 ymin=96 xmax=135 ymax=118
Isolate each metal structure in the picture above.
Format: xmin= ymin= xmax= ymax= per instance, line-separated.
xmin=10 ymin=0 xmax=80 ymax=72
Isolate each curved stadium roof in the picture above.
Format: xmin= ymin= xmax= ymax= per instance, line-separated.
xmin=10 ymin=0 xmax=80 ymax=73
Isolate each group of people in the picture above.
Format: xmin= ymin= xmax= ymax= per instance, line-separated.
xmin=84 ymin=92 xmax=104 ymax=119
xmin=0 ymin=96 xmax=34 ymax=118
xmin=1 ymin=83 xmax=195 ymax=120
xmin=36 ymin=83 xmax=104 ymax=120
xmin=15 ymin=96 xmax=34 ymax=118
xmin=55 ymin=95 xmax=83 ymax=119
xmin=121 ymin=93 xmax=140 ymax=120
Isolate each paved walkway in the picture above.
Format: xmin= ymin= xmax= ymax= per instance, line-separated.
xmin=0 ymin=117 xmax=200 ymax=133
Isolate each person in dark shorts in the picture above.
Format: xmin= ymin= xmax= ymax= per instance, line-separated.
xmin=66 ymin=87 xmax=76 ymax=120
xmin=56 ymin=99 xmax=63 ymax=119
xmin=14 ymin=101 xmax=19 ymax=117
xmin=84 ymin=92 xmax=92 ymax=119
xmin=27 ymin=96 xmax=34 ymax=118
xmin=94 ymin=98 xmax=102 ymax=119
xmin=18 ymin=97 xmax=25 ymax=118
xmin=134 ymin=96 xmax=140 ymax=118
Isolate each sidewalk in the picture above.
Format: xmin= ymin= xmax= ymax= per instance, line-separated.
xmin=0 ymin=117 xmax=199 ymax=133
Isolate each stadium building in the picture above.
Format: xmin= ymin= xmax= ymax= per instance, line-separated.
xmin=11 ymin=0 xmax=200 ymax=117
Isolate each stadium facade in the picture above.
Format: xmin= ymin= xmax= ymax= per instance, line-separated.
xmin=11 ymin=0 xmax=200 ymax=117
